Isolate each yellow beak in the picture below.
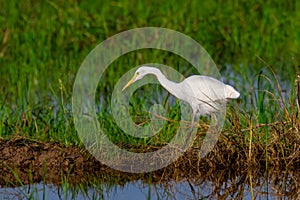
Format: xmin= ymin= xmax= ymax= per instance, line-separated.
xmin=122 ymin=73 xmax=138 ymax=91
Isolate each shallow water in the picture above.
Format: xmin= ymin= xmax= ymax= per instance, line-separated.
xmin=0 ymin=176 xmax=291 ymax=200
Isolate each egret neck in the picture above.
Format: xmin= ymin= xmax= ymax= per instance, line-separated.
xmin=147 ymin=68 xmax=182 ymax=99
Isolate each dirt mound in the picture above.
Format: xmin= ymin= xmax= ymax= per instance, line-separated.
xmin=0 ymin=136 xmax=235 ymax=186
xmin=0 ymin=137 xmax=114 ymax=186
xmin=0 ymin=135 xmax=297 ymax=187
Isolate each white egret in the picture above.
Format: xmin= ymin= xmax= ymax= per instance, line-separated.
xmin=122 ymin=66 xmax=240 ymax=118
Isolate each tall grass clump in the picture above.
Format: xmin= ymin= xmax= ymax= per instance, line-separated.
xmin=217 ymin=61 xmax=300 ymax=170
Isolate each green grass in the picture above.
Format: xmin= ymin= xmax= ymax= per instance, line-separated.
xmin=0 ymin=0 xmax=299 ymax=146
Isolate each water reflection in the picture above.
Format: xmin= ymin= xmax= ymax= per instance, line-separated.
xmin=1 ymin=170 xmax=299 ymax=199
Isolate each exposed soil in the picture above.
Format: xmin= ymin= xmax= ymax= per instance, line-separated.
xmin=0 ymin=136 xmax=120 ymax=186
xmin=0 ymin=135 xmax=299 ymax=187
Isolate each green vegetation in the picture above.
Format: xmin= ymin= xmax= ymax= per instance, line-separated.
xmin=0 ymin=0 xmax=299 ymax=151
xmin=2 ymin=1 xmax=300 ymax=199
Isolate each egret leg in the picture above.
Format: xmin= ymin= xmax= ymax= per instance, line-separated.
xmin=191 ymin=112 xmax=195 ymax=129
xmin=198 ymin=113 xmax=220 ymax=158
xmin=185 ymin=111 xmax=198 ymax=150
xmin=211 ymin=113 xmax=218 ymax=132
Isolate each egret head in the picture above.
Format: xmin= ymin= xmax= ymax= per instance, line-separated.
xmin=122 ymin=66 xmax=157 ymax=91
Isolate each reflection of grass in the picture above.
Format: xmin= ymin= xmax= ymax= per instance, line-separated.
xmin=3 ymin=150 xmax=300 ymax=199
xmin=0 ymin=0 xmax=299 ymax=174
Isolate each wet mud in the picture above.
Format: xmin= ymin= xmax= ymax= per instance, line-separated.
xmin=0 ymin=136 xmax=299 ymax=188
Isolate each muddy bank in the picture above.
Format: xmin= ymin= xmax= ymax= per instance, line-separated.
xmin=0 ymin=137 xmax=111 ymax=186
xmin=0 ymin=136 xmax=299 ymax=186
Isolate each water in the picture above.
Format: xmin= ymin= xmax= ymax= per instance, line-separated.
xmin=0 ymin=176 xmax=290 ymax=200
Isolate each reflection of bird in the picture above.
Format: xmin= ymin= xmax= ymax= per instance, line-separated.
xmin=122 ymin=66 xmax=240 ymax=118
